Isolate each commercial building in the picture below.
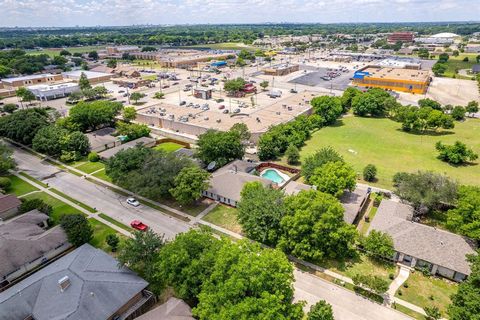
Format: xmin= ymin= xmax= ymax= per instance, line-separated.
xmin=376 ymin=57 xmax=422 ymax=70
xmin=132 ymin=49 xmax=233 ymax=69
xmin=106 ymin=46 xmax=140 ymax=55
xmin=368 ymin=200 xmax=476 ymax=282
xmin=465 ymin=44 xmax=480 ymax=53
xmin=352 ymin=66 xmax=431 ymax=94
xmin=387 ymin=32 xmax=414 ymax=44
xmin=27 ymin=82 xmax=80 ymax=101
xmin=112 ymin=77 xmax=151 ymax=89
xmin=0 ymin=73 xmax=63 ymax=90
xmin=0 ymin=211 xmax=70 ymax=287
xmin=262 ymin=63 xmax=300 ymax=76
xmin=0 ymin=244 xmax=154 ymax=320
xmin=62 ymin=70 xmax=112 ymax=84
xmin=415 ymin=33 xmax=460 ymax=45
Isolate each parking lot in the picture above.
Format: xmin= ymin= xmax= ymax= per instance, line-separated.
xmin=289 ymin=67 xmax=353 ymax=91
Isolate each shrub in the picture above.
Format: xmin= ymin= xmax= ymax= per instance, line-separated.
xmin=106 ymin=234 xmax=120 ymax=252
xmin=0 ymin=176 xmax=11 ymax=190
xmin=88 ymin=152 xmax=99 ymax=162
xmin=285 ymin=144 xmax=300 ymax=165
xmin=389 ymin=273 xmax=395 ymax=280
xmin=60 ymin=150 xmax=80 ymax=163
xmin=2 ymin=103 xmax=18 ymax=113
xmin=19 ymin=198 xmax=53 ymax=215
xmin=363 ymin=164 xmax=377 ymax=182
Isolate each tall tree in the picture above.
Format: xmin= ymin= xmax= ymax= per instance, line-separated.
xmin=237 ymin=181 xmax=286 ymax=245
xmin=169 ymin=166 xmax=211 ymax=205
xmin=68 ymin=100 xmax=123 ymax=131
xmin=60 ymin=214 xmax=93 ymax=247
xmin=196 ymin=129 xmax=244 ymax=167
xmin=310 ymin=96 xmax=343 ymax=125
xmin=78 ymin=72 xmax=92 ymax=91
xmin=447 ymin=185 xmax=480 ymax=240
xmin=302 ymin=146 xmax=344 ymax=183
xmin=309 ymin=161 xmax=357 ymax=198
xmin=0 ymin=142 xmax=15 ymax=175
xmin=362 ymin=230 xmax=395 ymax=259
xmin=307 ymin=301 xmax=334 ymax=320
xmin=0 ymin=108 xmax=50 ymax=145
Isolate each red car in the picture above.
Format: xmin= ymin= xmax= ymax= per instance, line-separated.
xmin=130 ymin=220 xmax=148 ymax=231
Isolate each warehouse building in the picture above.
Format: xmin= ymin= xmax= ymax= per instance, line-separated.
xmin=262 ymin=64 xmax=300 ymax=76
xmin=352 ymin=66 xmax=431 ymax=94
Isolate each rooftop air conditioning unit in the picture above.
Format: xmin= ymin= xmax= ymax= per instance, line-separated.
xmin=58 ymin=276 xmax=71 ymax=292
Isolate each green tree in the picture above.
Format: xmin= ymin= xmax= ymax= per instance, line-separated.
xmin=451 ymin=106 xmax=466 ymax=121
xmin=154 ymin=229 xmax=222 ymax=301
xmin=278 ymin=190 xmax=357 ymax=261
xmin=32 ymin=125 xmax=90 ymax=158
xmin=310 ymin=96 xmax=343 ymax=125
xmin=418 ymin=98 xmax=442 ymax=110
xmin=130 ymin=92 xmax=146 ymax=104
xmin=363 ymin=164 xmax=377 ymax=182
xmin=59 ymin=49 xmax=71 ymax=56
xmin=393 ymin=171 xmax=458 ymax=212
xmin=106 ymin=234 xmax=119 ymax=252
xmin=0 ymin=142 xmax=15 ymax=175
xmin=60 ymin=214 xmax=93 ymax=247
xmin=362 ymin=230 xmax=395 ymax=259
xmin=192 ymin=240 xmax=304 ymax=320
xmin=88 ymin=51 xmax=99 ymax=60
xmin=170 ymin=166 xmax=211 ymax=205
xmin=351 ymin=88 xmax=394 ymax=117
xmin=223 ymin=77 xmax=246 ymax=94
xmin=230 ymin=122 xmax=251 ymax=141
xmin=116 ymin=122 xmax=150 ymax=141
xmin=352 ymin=273 xmax=389 ymax=295
xmin=438 ymin=53 xmax=449 ymax=63
xmin=122 ymin=106 xmax=136 ymax=122
xmin=69 ymin=100 xmax=123 ymax=131
xmin=432 ymin=63 xmax=447 ymax=76
xmin=153 ymin=92 xmax=165 ymax=99
xmin=302 ymin=146 xmax=343 ymax=183
xmin=237 ymin=181 xmax=286 ymax=245
xmin=2 ymin=103 xmax=18 ymax=113
xmin=260 ymin=80 xmax=269 ymax=91
xmin=0 ymin=177 xmax=11 ymax=191
xmin=448 ymin=251 xmax=480 ymax=319
xmin=78 ymin=72 xmax=92 ymax=91
xmin=307 ymin=301 xmax=334 ymax=320
xmin=0 ymin=108 xmax=50 ymax=144
xmin=447 ymin=185 xmax=480 ymax=240
xmin=88 ymin=151 xmax=99 ymax=162
xmin=117 ymin=229 xmax=164 ymax=281
xmin=196 ymin=129 xmax=244 ymax=167
xmin=141 ymin=46 xmax=157 ymax=52
xmin=436 ymin=141 xmax=478 ymax=165
xmin=341 ymin=87 xmax=362 ymax=112
xmin=19 ymin=198 xmax=52 ymax=215
xmin=286 ymin=144 xmax=300 ymax=164
xmin=106 ymin=59 xmax=117 ymax=68
xmin=309 ymin=161 xmax=357 ymax=198
xmin=466 ymin=101 xmax=479 ymax=116
xmin=16 ymin=87 xmax=36 ymax=107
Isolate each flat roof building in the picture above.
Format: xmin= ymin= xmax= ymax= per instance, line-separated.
xmin=352 ymin=66 xmax=431 ymax=94
xmin=62 ymin=70 xmax=112 ymax=84
xmin=0 ymin=73 xmax=63 ymax=90
xmin=388 ymin=32 xmax=414 ymax=44
xmin=262 ymin=64 xmax=300 ymax=76
xmin=27 ymin=82 xmax=80 ymax=101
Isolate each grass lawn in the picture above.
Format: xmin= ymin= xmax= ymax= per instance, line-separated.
xmin=202 ymin=204 xmax=242 ymax=234
xmin=92 ymin=169 xmax=112 ymax=182
xmin=299 ymin=116 xmax=480 ymax=189
xmin=325 ymin=254 xmax=398 ymax=284
xmin=153 ymin=142 xmax=184 ymax=153
xmin=159 ymin=197 xmax=209 ymax=217
xmin=76 ymin=161 xmax=106 ymax=174
xmin=441 ymin=54 xmax=479 ymax=79
xmin=88 ymin=218 xmax=126 ymax=253
xmin=393 ymin=304 xmax=425 ymax=320
xmin=395 ymin=271 xmax=458 ymax=317
xmin=18 ymin=172 xmax=48 ymax=187
xmin=6 ymin=175 xmax=39 ymax=196
xmin=26 ymin=45 xmax=106 ymax=57
xmin=183 ymin=42 xmax=257 ymax=51
xmin=22 ymin=191 xmax=84 ymax=224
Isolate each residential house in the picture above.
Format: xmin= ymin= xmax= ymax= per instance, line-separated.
xmin=98 ymin=136 xmax=156 ymax=160
xmin=368 ymin=199 xmax=476 ymax=282
xmin=85 ymin=127 xmax=121 ymax=153
xmin=0 ymin=194 xmax=21 ymax=220
xmin=135 ymin=297 xmax=194 ymax=320
xmin=0 ymin=244 xmax=154 ymax=320
xmin=0 ymin=210 xmax=70 ymax=287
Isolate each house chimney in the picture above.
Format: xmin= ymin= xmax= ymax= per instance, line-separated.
xmin=58 ymin=276 xmax=71 ymax=292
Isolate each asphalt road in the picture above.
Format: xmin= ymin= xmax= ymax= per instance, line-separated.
xmin=11 ymin=145 xmax=411 ymax=320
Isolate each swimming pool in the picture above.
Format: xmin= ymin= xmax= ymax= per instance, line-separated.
xmin=260 ymin=168 xmax=289 ymax=185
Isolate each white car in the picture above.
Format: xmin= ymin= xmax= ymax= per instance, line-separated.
xmin=126 ymin=197 xmax=140 ymax=207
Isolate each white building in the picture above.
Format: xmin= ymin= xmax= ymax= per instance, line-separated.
xmin=27 ymin=82 xmax=80 ymax=101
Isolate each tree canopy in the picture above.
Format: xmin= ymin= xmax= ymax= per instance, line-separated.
xmin=310 ymin=96 xmax=343 ymax=125
xmin=302 ymin=146 xmax=344 ymax=183
xmin=196 ymin=129 xmax=244 ymax=167
xmin=68 ymin=100 xmax=123 ymax=132
xmin=169 ymin=166 xmax=211 ymax=205
xmin=0 ymin=108 xmax=50 ymax=145
xmin=60 ymin=214 xmax=93 ymax=247
xmin=351 ymin=88 xmax=396 ymax=117
xmin=32 ymin=125 xmax=90 ymax=159
xmin=309 ymin=161 xmax=357 ymax=198
xmin=362 ymin=230 xmax=395 ymax=259
xmin=307 ymin=300 xmax=334 ymax=320
xmin=436 ymin=141 xmax=478 ymax=165
xmin=0 ymin=142 xmax=15 ymax=175
xmin=447 ymin=185 xmax=480 ymax=240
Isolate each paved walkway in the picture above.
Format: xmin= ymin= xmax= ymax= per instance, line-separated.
xmin=388 ymin=266 xmax=411 ymax=298
xmin=193 ymin=202 xmax=217 ymax=222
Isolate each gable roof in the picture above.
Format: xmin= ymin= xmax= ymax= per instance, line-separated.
xmin=340 ymin=186 xmax=370 ymax=224
xmin=0 ymin=244 xmax=148 ymax=320
xmin=368 ymin=199 xmax=476 ymax=275
xmin=0 ymin=194 xmax=21 ymax=213
xmin=136 ymin=297 xmax=193 ymax=320
xmin=0 ymin=210 xmax=68 ymax=279
xmin=206 ymin=170 xmax=272 ymax=202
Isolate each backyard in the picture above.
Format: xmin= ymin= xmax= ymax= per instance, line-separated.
xmin=202 ymin=204 xmax=242 ymax=234
xmin=153 ymin=142 xmax=184 ymax=153
xmin=395 ymin=271 xmax=458 ymax=317
xmin=298 ymin=116 xmax=480 ymax=189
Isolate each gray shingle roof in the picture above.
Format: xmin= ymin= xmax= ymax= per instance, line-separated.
xmin=135 ymin=297 xmax=193 ymax=320
xmin=0 ymin=194 xmax=21 ymax=213
xmin=368 ymin=199 xmax=476 ymax=275
xmin=0 ymin=211 xmax=68 ymax=279
xmin=98 ymin=137 xmax=155 ymax=159
xmin=0 ymin=244 xmax=148 ymax=320
xmin=282 ymin=181 xmax=312 ymax=196
xmin=340 ymin=186 xmax=370 ymax=224
xmin=206 ymin=171 xmax=272 ymax=202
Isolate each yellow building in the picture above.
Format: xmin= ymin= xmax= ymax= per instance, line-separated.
xmin=352 ymin=66 xmax=431 ymax=94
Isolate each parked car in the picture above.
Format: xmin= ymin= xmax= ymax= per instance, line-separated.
xmin=179 ymin=101 xmax=186 ymax=106
xmin=126 ymin=197 xmax=140 ymax=207
xmin=290 ymin=89 xmax=298 ymax=93
xmin=130 ymin=220 xmax=148 ymax=231
xmin=223 ymin=109 xmax=229 ymax=114
xmin=233 ymin=108 xmax=241 ymax=113
xmin=218 ymin=105 xmax=225 ymax=110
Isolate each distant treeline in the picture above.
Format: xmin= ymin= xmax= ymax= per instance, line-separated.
xmin=0 ymin=22 xmax=479 ymax=49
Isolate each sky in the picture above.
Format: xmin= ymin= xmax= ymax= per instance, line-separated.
xmin=0 ymin=0 xmax=477 ymax=27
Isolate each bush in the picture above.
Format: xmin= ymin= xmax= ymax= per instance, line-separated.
xmin=19 ymin=198 xmax=53 ymax=215
xmin=285 ymin=144 xmax=300 ymax=165
xmin=403 ymin=282 xmax=409 ymax=288
xmin=2 ymin=103 xmax=18 ymax=113
xmin=106 ymin=234 xmax=120 ymax=252
xmin=60 ymin=150 xmax=81 ymax=163
xmin=389 ymin=273 xmax=395 ymax=280
xmin=0 ymin=176 xmax=11 ymax=190
xmin=436 ymin=141 xmax=478 ymax=165
xmin=353 ymin=286 xmax=384 ymax=303
xmin=363 ymin=164 xmax=377 ymax=182
xmin=88 ymin=152 xmax=99 ymax=162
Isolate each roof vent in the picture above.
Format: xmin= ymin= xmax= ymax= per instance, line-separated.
xmin=58 ymin=276 xmax=71 ymax=292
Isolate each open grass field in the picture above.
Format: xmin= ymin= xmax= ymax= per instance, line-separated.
xmin=6 ymin=175 xmax=38 ymax=196
xmin=26 ymin=45 xmax=106 ymax=57
xmin=299 ymin=116 xmax=480 ymax=189
xmin=22 ymin=191 xmax=84 ymax=224
xmin=203 ymin=204 xmax=242 ymax=234
xmin=441 ymin=53 xmax=479 ymax=79
xmin=182 ymin=42 xmax=257 ymax=51
xmin=92 ymin=169 xmax=112 ymax=182
xmin=395 ymin=271 xmax=458 ymax=317
xmin=153 ymin=142 xmax=184 ymax=153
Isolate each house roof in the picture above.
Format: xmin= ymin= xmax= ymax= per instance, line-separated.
xmin=98 ymin=136 xmax=155 ymax=159
xmin=206 ymin=170 xmax=272 ymax=202
xmin=0 ymin=244 xmax=148 ymax=320
xmin=340 ymin=186 xmax=370 ymax=224
xmin=282 ymin=180 xmax=312 ymax=196
xmin=135 ymin=297 xmax=193 ymax=320
xmin=215 ymin=160 xmax=257 ymax=175
xmin=89 ymin=66 xmax=114 ymax=74
xmin=0 ymin=210 xmax=68 ymax=279
xmin=85 ymin=127 xmax=118 ymax=150
xmin=368 ymin=199 xmax=476 ymax=275
xmin=0 ymin=194 xmax=21 ymax=213
xmin=472 ymin=64 xmax=480 ymax=73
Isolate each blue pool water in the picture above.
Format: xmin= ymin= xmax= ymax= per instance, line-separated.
xmin=261 ymin=169 xmax=285 ymax=184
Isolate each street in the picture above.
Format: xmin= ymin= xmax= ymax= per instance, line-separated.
xmin=11 ymin=145 xmax=412 ymax=320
